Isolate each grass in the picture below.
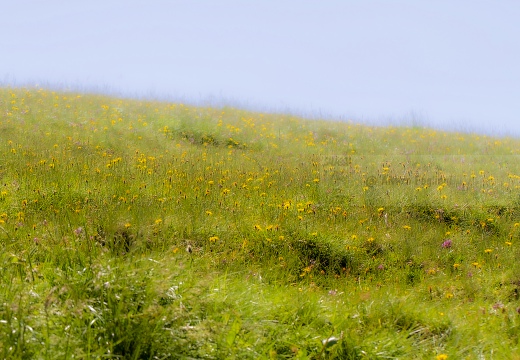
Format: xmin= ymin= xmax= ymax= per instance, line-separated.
xmin=2 ymin=87 xmax=520 ymax=359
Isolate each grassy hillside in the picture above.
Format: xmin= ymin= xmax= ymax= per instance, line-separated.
xmin=2 ymin=87 xmax=520 ymax=359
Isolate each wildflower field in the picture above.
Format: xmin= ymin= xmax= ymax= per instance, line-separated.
xmin=2 ymin=88 xmax=520 ymax=359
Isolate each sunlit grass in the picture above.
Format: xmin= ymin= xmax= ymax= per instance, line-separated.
xmin=2 ymin=87 xmax=520 ymax=358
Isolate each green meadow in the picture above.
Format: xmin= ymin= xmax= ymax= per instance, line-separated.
xmin=2 ymin=88 xmax=520 ymax=359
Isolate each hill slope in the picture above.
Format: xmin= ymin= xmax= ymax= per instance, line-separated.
xmin=2 ymin=88 xmax=520 ymax=359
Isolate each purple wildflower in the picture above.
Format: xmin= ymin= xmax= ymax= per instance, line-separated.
xmin=441 ymin=239 xmax=452 ymax=248
xmin=492 ymin=302 xmax=504 ymax=310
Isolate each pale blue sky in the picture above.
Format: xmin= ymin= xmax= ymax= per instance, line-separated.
xmin=2 ymin=1 xmax=520 ymax=137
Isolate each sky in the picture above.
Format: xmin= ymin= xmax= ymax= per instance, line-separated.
xmin=2 ymin=1 xmax=520 ymax=137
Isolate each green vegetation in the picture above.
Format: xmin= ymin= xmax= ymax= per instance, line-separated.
xmin=2 ymin=87 xmax=520 ymax=359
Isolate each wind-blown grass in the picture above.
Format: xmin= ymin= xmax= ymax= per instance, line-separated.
xmin=2 ymin=87 xmax=520 ymax=359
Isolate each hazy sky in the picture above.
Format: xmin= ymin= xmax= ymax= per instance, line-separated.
xmin=2 ymin=1 xmax=520 ymax=137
